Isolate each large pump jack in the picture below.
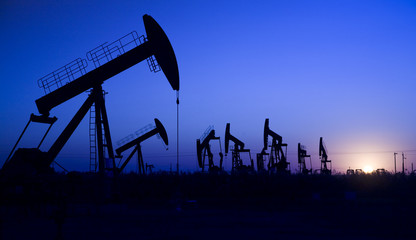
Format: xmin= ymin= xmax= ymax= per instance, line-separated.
xmin=319 ymin=137 xmax=331 ymax=175
xmin=225 ymin=123 xmax=253 ymax=172
xmin=197 ymin=127 xmax=223 ymax=172
xmin=298 ymin=143 xmax=312 ymax=175
xmin=2 ymin=15 xmax=179 ymax=176
xmin=262 ymin=119 xmax=289 ymax=173
xmin=115 ymin=119 xmax=168 ymax=174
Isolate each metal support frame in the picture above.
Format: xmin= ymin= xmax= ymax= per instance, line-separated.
xmin=256 ymin=152 xmax=268 ymax=172
xmin=47 ymin=87 xmax=115 ymax=174
xmin=199 ymin=140 xmax=223 ymax=172
xmin=4 ymin=114 xmax=57 ymax=166
xmin=231 ymin=149 xmax=253 ymax=172
xmin=117 ymin=145 xmax=145 ymax=175
xmin=268 ymin=141 xmax=289 ymax=173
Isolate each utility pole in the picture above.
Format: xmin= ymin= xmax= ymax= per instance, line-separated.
xmin=402 ymin=152 xmax=406 ymax=174
xmin=394 ymin=152 xmax=398 ymax=174
xmin=176 ymin=92 xmax=179 ymax=175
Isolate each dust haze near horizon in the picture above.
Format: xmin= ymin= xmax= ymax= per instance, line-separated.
xmin=0 ymin=0 xmax=415 ymax=173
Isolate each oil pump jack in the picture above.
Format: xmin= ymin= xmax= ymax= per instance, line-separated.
xmin=319 ymin=137 xmax=331 ymax=175
xmin=256 ymin=122 xmax=268 ymax=172
xmin=224 ymin=123 xmax=253 ymax=172
xmin=2 ymin=15 xmax=179 ymax=176
xmin=197 ymin=127 xmax=223 ymax=172
xmin=298 ymin=143 xmax=312 ymax=174
xmin=262 ymin=119 xmax=289 ymax=173
xmin=115 ymin=119 xmax=168 ymax=174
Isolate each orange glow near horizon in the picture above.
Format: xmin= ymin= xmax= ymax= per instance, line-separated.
xmin=363 ymin=166 xmax=374 ymax=174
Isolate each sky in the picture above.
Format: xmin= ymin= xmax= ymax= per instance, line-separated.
xmin=1 ymin=0 xmax=416 ymax=173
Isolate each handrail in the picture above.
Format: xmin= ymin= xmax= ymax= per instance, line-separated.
xmin=37 ymin=58 xmax=88 ymax=94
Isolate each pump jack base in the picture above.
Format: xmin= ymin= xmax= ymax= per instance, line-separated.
xmin=1 ymin=148 xmax=53 ymax=177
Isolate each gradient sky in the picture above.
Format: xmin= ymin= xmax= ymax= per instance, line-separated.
xmin=1 ymin=0 xmax=415 ymax=173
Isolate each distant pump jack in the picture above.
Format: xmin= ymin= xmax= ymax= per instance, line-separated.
xmin=256 ymin=122 xmax=268 ymax=172
xmin=262 ymin=119 xmax=289 ymax=174
xmin=319 ymin=137 xmax=331 ymax=175
xmin=224 ymin=123 xmax=254 ymax=173
xmin=196 ymin=126 xmax=223 ymax=172
xmin=2 ymin=15 xmax=179 ymax=176
xmin=298 ymin=143 xmax=312 ymax=175
xmin=115 ymin=119 xmax=168 ymax=174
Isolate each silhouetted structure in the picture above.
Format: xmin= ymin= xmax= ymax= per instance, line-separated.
xmin=115 ymin=119 xmax=168 ymax=174
xmin=256 ymin=152 xmax=267 ymax=173
xmin=88 ymin=89 xmax=107 ymax=173
xmin=376 ymin=168 xmax=386 ymax=175
xmin=319 ymin=137 xmax=331 ymax=175
xmin=298 ymin=143 xmax=312 ymax=174
xmin=196 ymin=126 xmax=223 ymax=172
xmin=256 ymin=122 xmax=269 ymax=172
xmin=224 ymin=123 xmax=253 ymax=172
xmin=2 ymin=15 xmax=179 ymax=176
xmin=145 ymin=163 xmax=155 ymax=174
xmin=3 ymin=114 xmax=58 ymax=176
xmin=262 ymin=119 xmax=289 ymax=174
xmin=394 ymin=152 xmax=398 ymax=174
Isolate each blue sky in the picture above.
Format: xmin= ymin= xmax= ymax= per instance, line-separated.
xmin=1 ymin=0 xmax=416 ymax=173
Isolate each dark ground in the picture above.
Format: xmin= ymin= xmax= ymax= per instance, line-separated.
xmin=1 ymin=172 xmax=416 ymax=239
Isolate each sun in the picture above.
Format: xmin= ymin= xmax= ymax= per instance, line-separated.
xmin=363 ymin=165 xmax=373 ymax=174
